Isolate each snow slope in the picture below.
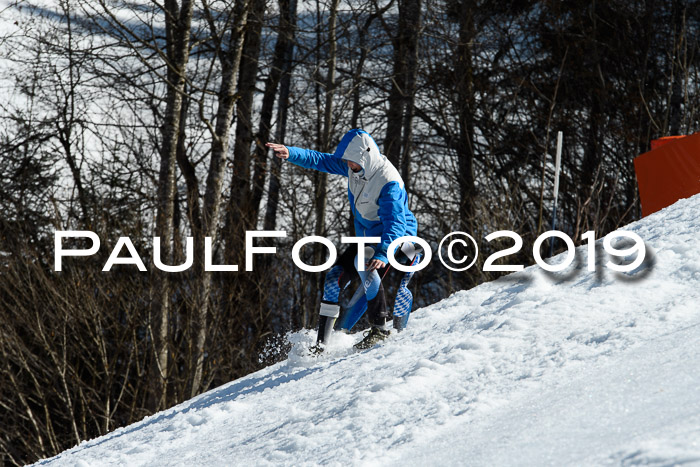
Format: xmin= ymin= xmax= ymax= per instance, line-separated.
xmin=36 ymin=195 xmax=700 ymax=466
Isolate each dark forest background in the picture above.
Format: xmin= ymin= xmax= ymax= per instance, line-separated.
xmin=1 ymin=0 xmax=699 ymax=464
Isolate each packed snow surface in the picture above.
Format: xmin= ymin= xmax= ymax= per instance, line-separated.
xmin=36 ymin=195 xmax=700 ymax=466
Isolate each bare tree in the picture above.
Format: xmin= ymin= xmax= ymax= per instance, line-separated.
xmin=263 ymin=0 xmax=299 ymax=232
xmin=189 ymin=0 xmax=252 ymax=398
xmin=384 ymin=0 xmax=421 ymax=189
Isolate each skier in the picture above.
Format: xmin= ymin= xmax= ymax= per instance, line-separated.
xmin=266 ymin=129 xmax=419 ymax=350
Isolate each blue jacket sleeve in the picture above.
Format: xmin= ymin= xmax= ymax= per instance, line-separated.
xmin=286 ymin=146 xmax=348 ymax=177
xmin=372 ymin=182 xmax=408 ymax=263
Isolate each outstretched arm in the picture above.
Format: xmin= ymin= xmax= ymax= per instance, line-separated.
xmin=266 ymin=142 xmax=347 ymax=177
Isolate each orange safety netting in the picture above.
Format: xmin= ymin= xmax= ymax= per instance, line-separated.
xmin=650 ymin=135 xmax=688 ymax=150
xmin=634 ymin=133 xmax=700 ymax=217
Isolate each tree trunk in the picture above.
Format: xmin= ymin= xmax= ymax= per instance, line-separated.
xmin=669 ymin=0 xmax=685 ymax=136
xmin=190 ymin=0 xmax=251 ymax=399
xmin=310 ymin=0 xmax=338 ymax=329
xmin=229 ymin=0 xmax=266 ymax=246
xmin=399 ymin=0 xmax=420 ymax=190
xmin=384 ymin=0 xmax=420 ymax=180
xmin=264 ymin=0 xmax=297 ymax=231
xmin=250 ymin=0 xmax=296 ymax=221
xmin=455 ymin=0 xmax=477 ymax=233
xmin=151 ymin=0 xmax=194 ymax=412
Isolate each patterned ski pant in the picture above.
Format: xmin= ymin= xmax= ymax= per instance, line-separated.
xmin=322 ymin=244 xmax=393 ymax=327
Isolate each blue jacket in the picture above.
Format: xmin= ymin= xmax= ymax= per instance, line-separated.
xmin=286 ymin=129 xmax=418 ymax=263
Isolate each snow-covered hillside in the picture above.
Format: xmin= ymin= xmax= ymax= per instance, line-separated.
xmin=36 ymin=195 xmax=700 ymax=466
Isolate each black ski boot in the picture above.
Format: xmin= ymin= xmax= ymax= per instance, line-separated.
xmin=353 ymin=327 xmax=390 ymax=350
